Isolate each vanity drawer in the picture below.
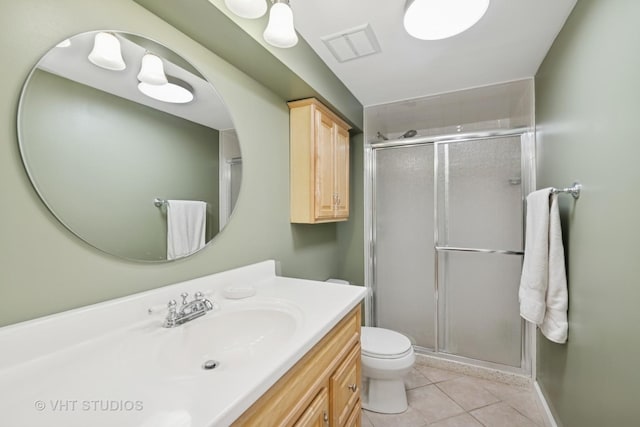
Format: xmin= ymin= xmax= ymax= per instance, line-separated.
xmin=330 ymin=344 xmax=361 ymax=427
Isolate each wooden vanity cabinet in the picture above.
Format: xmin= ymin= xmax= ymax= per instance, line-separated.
xmin=294 ymin=388 xmax=329 ymax=427
xmin=288 ymin=98 xmax=351 ymax=224
xmin=330 ymin=345 xmax=361 ymax=426
xmin=232 ymin=306 xmax=361 ymax=427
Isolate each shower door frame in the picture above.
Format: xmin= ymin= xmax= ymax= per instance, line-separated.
xmin=364 ymin=127 xmax=537 ymax=376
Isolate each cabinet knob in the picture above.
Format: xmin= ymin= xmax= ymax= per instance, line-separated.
xmin=323 ymin=410 xmax=329 ymax=425
xmin=348 ymin=383 xmax=358 ymax=392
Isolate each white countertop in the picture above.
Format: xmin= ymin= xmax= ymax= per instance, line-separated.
xmin=0 ymin=261 xmax=366 ymax=427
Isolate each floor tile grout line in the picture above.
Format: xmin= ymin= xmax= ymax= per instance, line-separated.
xmin=422 ymin=410 xmax=478 ymax=426
xmin=466 ymin=399 xmax=506 ymax=413
xmin=405 ymin=370 xmax=434 ymax=390
xmin=500 ymin=398 xmax=544 ymax=427
xmin=433 ymin=379 xmax=502 ymax=412
xmin=468 ymin=409 xmax=490 ymax=427
xmin=469 ymin=401 xmax=544 ymax=427
xmin=432 ymin=382 xmax=462 ymax=407
xmin=414 ymin=383 xmax=467 ymax=423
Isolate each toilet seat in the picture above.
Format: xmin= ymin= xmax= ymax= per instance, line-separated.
xmin=362 ymin=326 xmax=413 ymax=359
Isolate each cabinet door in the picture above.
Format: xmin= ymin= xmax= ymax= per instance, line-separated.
xmin=334 ymin=124 xmax=350 ymax=219
xmin=343 ymin=405 xmax=361 ymax=427
xmin=314 ymin=110 xmax=337 ymax=220
xmin=331 ymin=345 xmax=361 ymax=427
xmin=294 ymin=387 xmax=329 ymax=427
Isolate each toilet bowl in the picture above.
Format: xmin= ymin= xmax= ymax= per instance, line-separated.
xmin=361 ymin=326 xmax=415 ymax=414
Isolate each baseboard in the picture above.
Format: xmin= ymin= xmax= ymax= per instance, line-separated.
xmin=534 ymin=381 xmax=559 ymax=427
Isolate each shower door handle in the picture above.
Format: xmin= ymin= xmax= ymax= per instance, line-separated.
xmin=435 ymin=246 xmax=523 ymax=256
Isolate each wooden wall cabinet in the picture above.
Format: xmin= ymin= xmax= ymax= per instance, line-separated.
xmin=288 ymin=98 xmax=351 ymax=224
xmin=233 ymin=306 xmax=362 ymax=427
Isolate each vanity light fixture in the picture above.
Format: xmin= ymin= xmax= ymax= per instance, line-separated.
xmin=87 ymin=32 xmax=126 ymax=71
xmin=404 ymin=0 xmax=490 ymax=40
xmin=137 ymin=53 xmax=168 ymax=86
xmin=138 ymin=76 xmax=194 ymax=104
xmin=263 ymin=0 xmax=298 ymax=48
xmin=223 ymin=0 xmax=267 ymax=19
xmin=223 ymin=0 xmax=298 ymax=48
xmin=56 ymin=39 xmax=71 ymax=48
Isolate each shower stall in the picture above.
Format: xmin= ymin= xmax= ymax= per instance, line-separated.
xmin=365 ymin=128 xmax=535 ymax=375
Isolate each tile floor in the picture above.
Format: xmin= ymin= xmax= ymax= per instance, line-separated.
xmin=361 ymin=359 xmax=545 ymax=427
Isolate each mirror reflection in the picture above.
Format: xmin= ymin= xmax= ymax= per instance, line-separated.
xmin=18 ymin=31 xmax=242 ymax=262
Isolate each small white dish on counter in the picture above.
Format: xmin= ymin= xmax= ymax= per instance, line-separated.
xmin=222 ymin=284 xmax=256 ymax=299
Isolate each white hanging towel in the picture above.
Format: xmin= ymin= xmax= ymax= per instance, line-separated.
xmin=166 ymin=200 xmax=207 ymax=261
xmin=518 ymin=189 xmax=568 ymax=344
xmin=540 ymin=195 xmax=569 ymax=343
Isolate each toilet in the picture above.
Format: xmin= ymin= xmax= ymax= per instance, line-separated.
xmin=360 ymin=326 xmax=415 ymax=414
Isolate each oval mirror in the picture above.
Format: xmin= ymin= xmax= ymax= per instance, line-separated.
xmin=17 ymin=31 xmax=242 ymax=262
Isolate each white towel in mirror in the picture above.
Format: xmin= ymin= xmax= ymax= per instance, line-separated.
xmin=166 ymin=200 xmax=207 ymax=260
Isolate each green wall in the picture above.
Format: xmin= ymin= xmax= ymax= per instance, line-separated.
xmin=337 ymin=133 xmax=365 ymax=286
xmin=21 ymin=70 xmax=220 ymax=261
xmin=535 ymin=1 xmax=640 ymax=425
xmin=0 ymin=0 xmax=354 ymax=327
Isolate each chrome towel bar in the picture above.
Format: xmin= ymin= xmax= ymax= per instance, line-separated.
xmin=551 ymin=182 xmax=581 ymax=199
xmin=154 ymin=198 xmax=168 ymax=207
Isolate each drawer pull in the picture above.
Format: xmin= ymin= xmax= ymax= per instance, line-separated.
xmin=348 ymin=383 xmax=358 ymax=392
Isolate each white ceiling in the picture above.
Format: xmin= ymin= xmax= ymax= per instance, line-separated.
xmin=291 ymin=0 xmax=577 ymax=107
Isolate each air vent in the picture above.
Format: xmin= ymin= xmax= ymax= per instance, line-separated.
xmin=321 ymin=23 xmax=381 ymax=63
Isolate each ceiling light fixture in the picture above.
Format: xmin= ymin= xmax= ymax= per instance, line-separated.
xmin=138 ymin=76 xmax=194 ymax=104
xmin=223 ymin=0 xmax=297 ymax=49
xmin=137 ymin=53 xmax=169 ymax=85
xmin=88 ymin=32 xmax=126 ymax=71
xmin=223 ymin=0 xmax=267 ymax=19
xmin=404 ymin=0 xmax=490 ymax=41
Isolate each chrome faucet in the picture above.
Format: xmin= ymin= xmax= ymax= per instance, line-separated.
xmin=163 ymin=291 xmax=214 ymax=328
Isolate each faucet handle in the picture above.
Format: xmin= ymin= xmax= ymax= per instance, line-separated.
xmin=163 ymin=300 xmax=178 ymax=328
xmin=194 ymin=291 xmax=214 ymax=311
xmin=180 ymin=292 xmax=189 ymax=305
xmin=167 ymin=299 xmax=177 ymax=312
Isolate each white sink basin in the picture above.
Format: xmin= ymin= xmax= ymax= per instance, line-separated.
xmin=153 ymin=299 xmax=303 ymax=376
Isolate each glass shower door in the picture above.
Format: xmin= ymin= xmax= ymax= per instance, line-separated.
xmin=373 ymin=145 xmax=435 ymax=349
xmin=436 ymin=137 xmax=524 ymax=367
xmin=371 ymin=134 xmax=526 ymax=370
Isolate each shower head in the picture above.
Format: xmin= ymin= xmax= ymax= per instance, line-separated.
xmin=400 ymin=130 xmax=417 ymax=138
